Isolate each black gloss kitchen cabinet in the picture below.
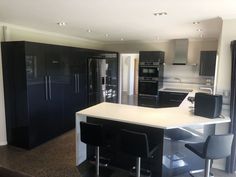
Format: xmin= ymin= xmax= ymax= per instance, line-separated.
xmin=158 ymin=91 xmax=188 ymax=108
xmin=63 ymin=48 xmax=88 ymax=131
xmin=1 ymin=41 xmax=87 ymax=149
xmin=199 ymin=51 xmax=217 ymax=76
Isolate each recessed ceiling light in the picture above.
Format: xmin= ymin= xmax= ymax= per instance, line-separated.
xmin=105 ymin=34 xmax=109 ymax=38
xmin=154 ymin=12 xmax=168 ymax=16
xmin=197 ymin=29 xmax=203 ymax=32
xmin=193 ymin=21 xmax=200 ymax=25
xmin=57 ymin=22 xmax=66 ymax=26
xmin=87 ymin=29 xmax=92 ymax=33
xmin=121 ymin=38 xmax=124 ymax=41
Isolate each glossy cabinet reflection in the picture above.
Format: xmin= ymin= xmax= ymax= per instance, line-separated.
xmin=1 ymin=41 xmax=118 ymax=149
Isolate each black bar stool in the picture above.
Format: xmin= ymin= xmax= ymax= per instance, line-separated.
xmin=185 ymin=134 xmax=234 ymax=177
xmin=80 ymin=121 xmax=105 ymax=176
xmin=120 ymin=129 xmax=159 ymax=177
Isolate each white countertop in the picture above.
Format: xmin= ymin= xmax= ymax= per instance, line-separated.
xmin=77 ymin=93 xmax=230 ymax=129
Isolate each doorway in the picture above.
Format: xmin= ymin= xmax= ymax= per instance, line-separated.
xmin=119 ymin=53 xmax=139 ymax=105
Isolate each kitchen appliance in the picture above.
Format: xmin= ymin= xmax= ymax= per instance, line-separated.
xmin=88 ymin=56 xmax=118 ymax=106
xmin=139 ymin=62 xmax=163 ymax=78
xmin=172 ymin=39 xmax=188 ymax=65
xmin=138 ymin=51 xmax=164 ymax=108
xmin=194 ymin=92 xmax=222 ymax=118
xmin=139 ymin=77 xmax=160 ymax=96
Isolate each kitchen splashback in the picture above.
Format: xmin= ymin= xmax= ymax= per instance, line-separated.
xmin=163 ymin=65 xmax=214 ymax=90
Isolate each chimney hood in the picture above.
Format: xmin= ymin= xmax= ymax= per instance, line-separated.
xmin=172 ymin=39 xmax=188 ymax=65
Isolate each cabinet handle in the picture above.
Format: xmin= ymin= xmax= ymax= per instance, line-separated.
xmin=139 ymin=94 xmax=158 ymax=97
xmin=169 ymin=93 xmax=186 ymax=96
xmin=48 ymin=76 xmax=52 ymax=100
xmin=45 ymin=76 xmax=48 ymax=100
xmin=77 ymin=74 xmax=80 ymax=93
xmin=74 ymin=74 xmax=77 ymax=93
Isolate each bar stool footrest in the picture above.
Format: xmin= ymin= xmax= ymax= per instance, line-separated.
xmin=130 ymin=166 xmax=152 ymax=177
xmin=90 ymin=156 xmax=110 ymax=167
xmin=189 ymin=170 xmax=214 ymax=177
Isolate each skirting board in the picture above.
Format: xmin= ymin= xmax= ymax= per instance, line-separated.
xmin=0 ymin=141 xmax=7 ymax=146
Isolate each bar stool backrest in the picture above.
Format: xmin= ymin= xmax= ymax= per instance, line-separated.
xmin=80 ymin=121 xmax=104 ymax=147
xmin=204 ymin=134 xmax=234 ymax=159
xmin=120 ymin=129 xmax=149 ymax=158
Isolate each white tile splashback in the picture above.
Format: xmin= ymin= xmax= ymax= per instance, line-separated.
xmin=163 ymin=65 xmax=214 ymax=90
xmin=164 ymin=65 xmax=199 ymax=78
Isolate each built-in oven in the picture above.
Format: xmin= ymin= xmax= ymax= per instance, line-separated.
xmin=138 ymin=77 xmax=159 ymax=96
xmin=139 ymin=62 xmax=162 ymax=78
xmin=138 ymin=77 xmax=160 ymax=107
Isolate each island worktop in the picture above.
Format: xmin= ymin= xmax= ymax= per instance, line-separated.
xmin=77 ymin=102 xmax=230 ymax=129
xmin=76 ymin=97 xmax=230 ymax=177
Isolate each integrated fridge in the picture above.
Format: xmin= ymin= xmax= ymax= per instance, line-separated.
xmin=88 ymin=54 xmax=119 ymax=106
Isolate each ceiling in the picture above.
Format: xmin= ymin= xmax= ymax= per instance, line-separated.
xmin=0 ymin=0 xmax=236 ymax=42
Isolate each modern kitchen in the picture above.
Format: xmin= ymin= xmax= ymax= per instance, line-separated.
xmin=0 ymin=1 xmax=236 ymax=177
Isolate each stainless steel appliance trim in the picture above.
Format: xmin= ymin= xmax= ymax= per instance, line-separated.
xmin=77 ymin=74 xmax=80 ymax=93
xmin=139 ymin=80 xmax=158 ymax=83
xmin=48 ymin=75 xmax=52 ymax=100
xmin=139 ymin=62 xmax=161 ymax=66
xmin=139 ymin=77 xmax=159 ymax=81
xmin=139 ymin=94 xmax=158 ymax=97
xmin=44 ymin=76 xmax=48 ymax=100
xmin=139 ymin=65 xmax=160 ymax=68
xmin=74 ymin=74 xmax=77 ymax=93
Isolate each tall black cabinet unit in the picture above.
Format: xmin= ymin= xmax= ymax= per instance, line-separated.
xmin=63 ymin=48 xmax=88 ymax=131
xmin=199 ymin=51 xmax=217 ymax=76
xmin=1 ymin=41 xmax=88 ymax=148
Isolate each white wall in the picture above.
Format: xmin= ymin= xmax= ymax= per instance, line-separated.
xmin=122 ymin=56 xmax=129 ymax=92
xmin=1 ymin=23 xmax=104 ymax=49
xmin=121 ymin=54 xmax=138 ymax=95
xmin=0 ymin=23 xmax=106 ymax=145
xmin=216 ymin=19 xmax=236 ymax=101
xmin=213 ymin=19 xmax=236 ymax=170
xmin=0 ymin=27 xmax=7 ymax=145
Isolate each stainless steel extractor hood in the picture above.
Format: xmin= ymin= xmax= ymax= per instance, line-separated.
xmin=173 ymin=39 xmax=188 ymax=65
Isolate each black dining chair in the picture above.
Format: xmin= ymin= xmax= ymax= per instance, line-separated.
xmin=80 ymin=121 xmax=106 ymax=176
xmin=120 ymin=129 xmax=159 ymax=177
xmin=185 ymin=134 xmax=234 ymax=177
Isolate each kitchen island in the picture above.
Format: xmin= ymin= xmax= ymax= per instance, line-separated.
xmin=76 ymin=96 xmax=230 ymax=176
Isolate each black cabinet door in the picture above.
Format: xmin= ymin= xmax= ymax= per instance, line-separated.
xmin=199 ymin=51 xmax=217 ymax=76
xmin=159 ymin=91 xmax=188 ymax=108
xmin=25 ymin=42 xmax=49 ymax=147
xmin=76 ymin=51 xmax=88 ymax=109
xmin=44 ymin=45 xmax=65 ymax=137
xmin=63 ymin=49 xmax=88 ymax=131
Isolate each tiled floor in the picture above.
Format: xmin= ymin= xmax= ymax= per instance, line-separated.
xmin=0 ymin=130 xmax=235 ymax=177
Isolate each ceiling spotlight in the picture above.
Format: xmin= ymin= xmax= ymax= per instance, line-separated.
xmin=154 ymin=12 xmax=168 ymax=16
xmin=57 ymin=22 xmax=66 ymax=26
xmin=193 ymin=21 xmax=200 ymax=25
xmin=197 ymin=29 xmax=203 ymax=32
